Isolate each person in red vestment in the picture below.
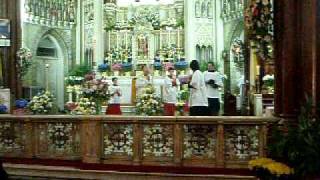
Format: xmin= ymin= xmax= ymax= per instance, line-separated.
xmin=163 ymin=67 xmax=180 ymax=116
xmin=106 ymin=77 xmax=122 ymax=115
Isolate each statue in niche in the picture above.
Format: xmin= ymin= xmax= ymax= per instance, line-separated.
xmin=207 ymin=1 xmax=213 ymax=19
xmin=137 ymin=34 xmax=148 ymax=59
xmin=195 ymin=0 xmax=201 ymax=18
xmin=201 ymin=1 xmax=207 ymax=18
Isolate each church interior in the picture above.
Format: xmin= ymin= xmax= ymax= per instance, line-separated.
xmin=0 ymin=0 xmax=319 ymax=179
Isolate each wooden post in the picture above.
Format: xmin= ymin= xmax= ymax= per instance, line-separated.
xmin=133 ymin=123 xmax=142 ymax=165
xmin=216 ymin=123 xmax=225 ymax=168
xmin=259 ymin=123 xmax=268 ymax=157
xmin=24 ymin=118 xmax=34 ymax=158
xmin=173 ymin=123 xmax=182 ymax=165
xmin=82 ymin=118 xmax=101 ymax=163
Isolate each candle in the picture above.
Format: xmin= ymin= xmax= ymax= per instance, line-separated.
xmin=168 ymin=30 xmax=171 ymax=45
xmin=177 ymin=29 xmax=180 ymax=48
xmin=256 ymin=65 xmax=260 ymax=75
xmin=159 ymin=32 xmax=162 ymax=49
xmin=116 ymin=33 xmax=119 ymax=49
xmin=108 ymin=31 xmax=111 ymax=51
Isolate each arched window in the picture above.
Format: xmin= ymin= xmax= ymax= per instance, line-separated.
xmin=36 ymin=37 xmax=58 ymax=58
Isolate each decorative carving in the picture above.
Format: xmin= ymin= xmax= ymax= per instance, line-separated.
xmin=103 ymin=124 xmax=133 ymax=157
xmin=24 ymin=0 xmax=76 ymax=28
xmin=0 ymin=122 xmax=25 ymax=153
xmin=143 ymin=124 xmax=173 ymax=157
xmin=225 ymin=126 xmax=259 ymax=160
xmin=38 ymin=122 xmax=80 ymax=156
xmin=183 ymin=125 xmax=216 ymax=159
xmin=221 ymin=0 xmax=244 ymax=22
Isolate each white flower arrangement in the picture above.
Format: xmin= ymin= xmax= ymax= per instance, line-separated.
xmin=71 ymin=98 xmax=96 ymax=115
xmin=262 ymin=74 xmax=274 ymax=87
xmin=136 ymin=85 xmax=162 ymax=116
xmin=28 ymin=91 xmax=55 ymax=114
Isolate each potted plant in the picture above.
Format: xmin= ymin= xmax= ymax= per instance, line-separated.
xmin=268 ymin=98 xmax=320 ymax=179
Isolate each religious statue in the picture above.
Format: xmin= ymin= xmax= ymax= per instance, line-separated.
xmin=137 ymin=34 xmax=148 ymax=59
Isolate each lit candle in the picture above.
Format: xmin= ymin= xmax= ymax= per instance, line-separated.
xmin=168 ymin=30 xmax=171 ymax=45
xmin=256 ymin=65 xmax=260 ymax=75
xmin=159 ymin=32 xmax=162 ymax=49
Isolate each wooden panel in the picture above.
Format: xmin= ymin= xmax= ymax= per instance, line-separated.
xmin=0 ymin=115 xmax=278 ymax=169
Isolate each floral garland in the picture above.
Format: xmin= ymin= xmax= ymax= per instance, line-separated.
xmin=16 ymin=47 xmax=33 ymax=77
xmin=245 ymin=0 xmax=273 ymax=60
xmin=28 ymin=91 xmax=55 ymax=114
xmin=69 ymin=98 xmax=96 ymax=115
xmin=136 ymin=85 xmax=162 ymax=116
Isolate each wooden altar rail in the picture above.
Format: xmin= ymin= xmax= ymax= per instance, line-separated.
xmin=0 ymin=115 xmax=278 ymax=169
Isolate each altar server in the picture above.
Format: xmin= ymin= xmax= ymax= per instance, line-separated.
xmin=106 ymin=77 xmax=122 ymax=115
xmin=163 ymin=67 xmax=180 ymax=116
xmin=188 ymin=60 xmax=209 ymax=116
xmin=204 ymin=62 xmax=223 ymax=115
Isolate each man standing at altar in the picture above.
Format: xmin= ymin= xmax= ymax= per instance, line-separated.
xmin=136 ymin=65 xmax=153 ymax=90
xmin=163 ymin=67 xmax=180 ymax=116
xmin=204 ymin=62 xmax=223 ymax=115
xmin=106 ymin=77 xmax=122 ymax=115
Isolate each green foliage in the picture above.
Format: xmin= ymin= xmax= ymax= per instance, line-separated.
xmin=268 ymin=97 xmax=320 ymax=178
xmin=68 ymin=65 xmax=91 ymax=77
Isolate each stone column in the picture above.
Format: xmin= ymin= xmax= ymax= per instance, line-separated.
xmin=93 ymin=0 xmax=104 ymax=69
xmin=214 ymin=0 xmax=224 ymax=70
xmin=184 ymin=0 xmax=195 ymax=61
xmin=75 ymin=0 xmax=82 ymax=65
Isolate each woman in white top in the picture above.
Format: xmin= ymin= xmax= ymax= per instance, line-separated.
xmin=188 ymin=60 xmax=209 ymax=116
xmin=163 ymin=67 xmax=180 ymax=116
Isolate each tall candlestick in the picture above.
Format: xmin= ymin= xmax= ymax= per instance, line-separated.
xmin=125 ymin=31 xmax=127 ymax=49
xmin=116 ymin=33 xmax=119 ymax=49
xmin=168 ymin=30 xmax=171 ymax=45
xmin=45 ymin=63 xmax=50 ymax=90
xmin=256 ymin=65 xmax=260 ymax=75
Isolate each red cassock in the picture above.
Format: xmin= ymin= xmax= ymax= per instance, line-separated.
xmin=106 ymin=104 xmax=122 ymax=115
xmin=164 ymin=103 xmax=176 ymax=116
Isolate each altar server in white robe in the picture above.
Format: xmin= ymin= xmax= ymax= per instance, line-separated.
xmin=204 ymin=62 xmax=223 ymax=115
xmin=163 ymin=67 xmax=180 ymax=116
xmin=106 ymin=77 xmax=122 ymax=115
xmin=188 ymin=60 xmax=209 ymax=116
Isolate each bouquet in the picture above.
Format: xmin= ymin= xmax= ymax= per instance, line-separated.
xmin=0 ymin=104 xmax=8 ymax=114
xmin=112 ymin=63 xmax=122 ymax=71
xmin=121 ymin=62 xmax=133 ymax=72
xmin=15 ymin=99 xmax=28 ymax=109
xmin=175 ymin=101 xmax=185 ymax=116
xmin=174 ymin=60 xmax=188 ymax=70
xmin=69 ymin=98 xmax=96 ymax=115
xmin=82 ymin=77 xmax=110 ymax=102
xmin=16 ymin=47 xmax=33 ymax=77
xmin=98 ymin=63 xmax=110 ymax=72
xmin=28 ymin=91 xmax=55 ymax=114
xmin=136 ymin=85 xmax=162 ymax=116
xmin=153 ymin=61 xmax=162 ymax=70
xmin=249 ymin=158 xmax=293 ymax=180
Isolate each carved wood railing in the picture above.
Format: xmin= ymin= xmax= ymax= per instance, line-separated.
xmin=0 ymin=115 xmax=278 ymax=168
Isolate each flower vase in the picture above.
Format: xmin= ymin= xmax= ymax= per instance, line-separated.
xmin=96 ymin=101 xmax=102 ymax=115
